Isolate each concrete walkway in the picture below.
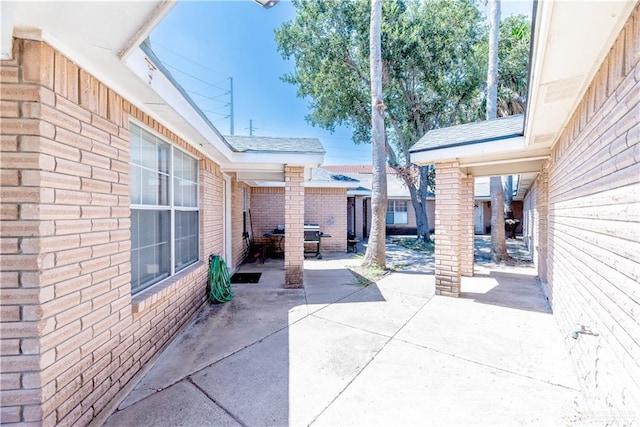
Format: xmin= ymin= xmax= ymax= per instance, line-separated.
xmin=103 ymin=246 xmax=587 ymax=426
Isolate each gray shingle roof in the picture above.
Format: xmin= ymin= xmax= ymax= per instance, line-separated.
xmin=225 ymin=136 xmax=325 ymax=154
xmin=410 ymin=114 xmax=524 ymax=153
xmin=311 ymin=168 xmax=359 ymax=182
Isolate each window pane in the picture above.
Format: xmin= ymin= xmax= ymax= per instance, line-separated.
xmin=395 ymin=212 xmax=408 ymax=224
xmin=130 ymin=127 xmax=141 ymax=165
xmin=386 ymin=212 xmax=394 ymax=225
xmin=141 ymin=132 xmax=157 ymax=171
xmin=131 ymin=209 xmax=170 ymax=293
xmin=175 ymin=210 xmax=199 ymax=271
xmin=158 ymin=140 xmax=170 ymax=174
xmin=141 ymin=170 xmax=169 ymax=206
xmin=130 ymin=166 xmax=141 ymax=205
xmin=173 ymin=177 xmax=183 ymax=207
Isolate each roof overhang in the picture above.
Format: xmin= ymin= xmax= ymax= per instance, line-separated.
xmin=410 ymin=1 xmax=635 ymax=180
xmin=525 ymin=0 xmax=636 ymax=150
xmin=3 ymin=1 xmax=327 ymax=182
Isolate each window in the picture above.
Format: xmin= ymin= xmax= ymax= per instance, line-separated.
xmin=129 ymin=123 xmax=199 ymax=294
xmin=386 ymin=200 xmax=408 ymax=225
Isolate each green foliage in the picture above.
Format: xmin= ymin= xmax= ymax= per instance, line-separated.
xmin=275 ymin=0 xmax=483 ymax=161
xmin=473 ymin=14 xmax=532 ymax=117
xmin=389 ymin=236 xmax=434 ymax=254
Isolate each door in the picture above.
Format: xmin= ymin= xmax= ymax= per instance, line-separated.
xmin=474 ymin=202 xmax=484 ymax=234
xmin=223 ymin=174 xmax=233 ymax=267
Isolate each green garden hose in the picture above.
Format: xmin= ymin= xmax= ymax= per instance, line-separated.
xmin=208 ymin=254 xmax=233 ymax=303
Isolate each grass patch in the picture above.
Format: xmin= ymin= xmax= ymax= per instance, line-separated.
xmin=388 ymin=236 xmax=435 ymax=254
xmin=347 ymin=264 xmax=392 ymax=287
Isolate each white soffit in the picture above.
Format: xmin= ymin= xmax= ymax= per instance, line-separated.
xmin=526 ymin=0 xmax=636 ymax=149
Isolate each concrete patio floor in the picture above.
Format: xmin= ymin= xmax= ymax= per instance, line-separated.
xmin=103 ymin=243 xmax=588 ymax=426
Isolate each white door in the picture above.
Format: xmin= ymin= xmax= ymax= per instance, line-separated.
xmin=474 ymin=203 xmax=484 ymax=234
xmin=223 ymin=175 xmax=233 ymax=267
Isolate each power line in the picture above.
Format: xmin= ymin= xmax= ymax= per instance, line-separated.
xmin=150 ymin=38 xmax=230 ymax=79
xmin=162 ymin=62 xmax=230 ymax=93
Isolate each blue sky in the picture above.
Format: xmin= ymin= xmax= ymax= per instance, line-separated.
xmin=150 ymin=0 xmax=532 ymax=165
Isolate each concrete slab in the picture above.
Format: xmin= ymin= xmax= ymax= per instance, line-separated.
xmin=312 ymin=283 xmax=430 ymax=337
xmin=396 ymin=275 xmax=581 ymax=389
xmin=314 ymin=339 xmax=584 ymax=426
xmin=104 ymin=381 xmax=240 ymax=427
xmin=120 ymin=288 xmax=307 ymax=409
xmin=191 ymin=315 xmax=388 ymax=426
xmin=105 ymin=244 xmax=588 ymax=427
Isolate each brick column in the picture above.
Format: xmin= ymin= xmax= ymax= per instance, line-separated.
xmin=284 ymin=166 xmax=304 ymax=288
xmin=536 ymin=162 xmax=549 ymax=285
xmin=460 ymin=174 xmax=475 ymax=277
xmin=434 ymin=161 xmax=466 ymax=297
xmin=354 ymin=195 xmax=364 ymax=239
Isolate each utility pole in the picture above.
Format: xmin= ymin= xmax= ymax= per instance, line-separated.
xmin=247 ymin=119 xmax=257 ymax=136
xmin=229 ymin=77 xmax=234 ymax=135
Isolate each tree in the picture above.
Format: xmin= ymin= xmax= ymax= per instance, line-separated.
xmin=363 ymin=0 xmax=387 ymax=267
xmin=486 ymin=0 xmax=509 ymax=262
xmin=275 ymin=0 xmax=483 ymax=243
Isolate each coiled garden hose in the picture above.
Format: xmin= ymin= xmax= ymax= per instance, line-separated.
xmin=208 ymin=254 xmax=233 ymax=303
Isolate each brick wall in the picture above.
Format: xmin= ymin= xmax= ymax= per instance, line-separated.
xmin=250 ymin=186 xmax=348 ymax=253
xmin=524 ymin=6 xmax=639 ymax=420
xmin=433 ymin=161 xmax=467 ymax=297
xmin=249 ymin=187 xmax=285 ymax=249
xmin=304 ymin=188 xmax=347 ymax=252
xmin=284 ymin=166 xmax=304 ymax=287
xmin=0 ymin=39 xmax=228 ymax=425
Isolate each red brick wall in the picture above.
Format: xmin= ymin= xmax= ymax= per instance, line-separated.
xmin=249 ymin=187 xmax=285 ymax=248
xmin=0 ymin=39 xmax=229 ymax=426
xmin=304 ymin=188 xmax=347 ymax=252
xmin=524 ymin=6 xmax=639 ymax=419
xmin=249 ymin=187 xmax=348 ymax=253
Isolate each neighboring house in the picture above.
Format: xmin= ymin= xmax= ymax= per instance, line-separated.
xmin=0 ymin=3 xmax=353 ymax=425
xmin=410 ymin=3 xmax=639 ymax=421
xmin=323 ymin=165 xmax=527 ymax=237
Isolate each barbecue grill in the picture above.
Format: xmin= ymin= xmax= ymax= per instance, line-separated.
xmin=303 ymin=223 xmax=329 ymax=259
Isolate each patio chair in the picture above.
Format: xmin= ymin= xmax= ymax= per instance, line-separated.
xmin=243 ymin=232 xmax=266 ymax=264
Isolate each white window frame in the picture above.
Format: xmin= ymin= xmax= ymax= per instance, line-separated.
xmin=129 ymin=122 xmax=200 ymax=294
xmin=386 ymin=200 xmax=408 ymax=225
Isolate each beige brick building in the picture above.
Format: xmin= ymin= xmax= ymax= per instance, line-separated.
xmin=0 ymin=3 xmax=356 ymax=425
xmin=411 ymin=3 xmax=639 ymax=421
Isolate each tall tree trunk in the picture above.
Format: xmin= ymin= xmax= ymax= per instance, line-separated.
xmin=487 ymin=0 xmax=509 ymax=262
xmin=503 ymin=175 xmax=513 ymax=218
xmin=408 ymin=185 xmax=429 ymax=241
xmin=362 ymin=0 xmax=387 ymax=268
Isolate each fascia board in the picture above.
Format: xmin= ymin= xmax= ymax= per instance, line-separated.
xmin=125 ymin=47 xmax=235 ymax=164
xmin=230 ymin=151 xmax=324 ymax=166
xmin=411 ymin=136 xmax=526 ymax=165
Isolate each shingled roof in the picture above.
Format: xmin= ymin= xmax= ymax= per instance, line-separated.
xmin=225 ymin=135 xmax=325 ymax=154
xmin=322 ymin=164 xmax=395 ymax=174
xmin=410 ymin=114 xmax=524 ymax=153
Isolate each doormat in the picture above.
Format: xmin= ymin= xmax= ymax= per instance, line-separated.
xmin=230 ymin=272 xmax=262 ymax=284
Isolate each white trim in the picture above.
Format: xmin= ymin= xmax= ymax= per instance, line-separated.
xmin=0 ymin=1 xmax=15 ymax=59
xmin=119 ymin=1 xmax=177 ymax=60
xmin=411 ymin=136 xmax=526 ymax=165
xmin=222 ymin=174 xmax=233 ymax=268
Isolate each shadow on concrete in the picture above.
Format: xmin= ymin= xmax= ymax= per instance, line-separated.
xmin=461 ymin=271 xmax=550 ymax=314
xmin=105 ymin=258 xmax=387 ymax=426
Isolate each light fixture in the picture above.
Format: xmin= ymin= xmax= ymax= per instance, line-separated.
xmin=253 ymin=0 xmax=278 ymax=8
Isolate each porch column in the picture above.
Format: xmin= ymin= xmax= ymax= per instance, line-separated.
xmin=460 ymin=174 xmax=475 ymax=277
xmin=284 ymin=165 xmax=305 ymax=288
xmin=434 ymin=161 xmax=467 ymax=297
xmin=354 ymin=195 xmax=364 ymax=239
xmin=536 ymin=162 xmax=549 ymax=285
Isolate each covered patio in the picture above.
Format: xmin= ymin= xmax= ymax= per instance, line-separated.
xmin=103 ymin=242 xmax=586 ymax=426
